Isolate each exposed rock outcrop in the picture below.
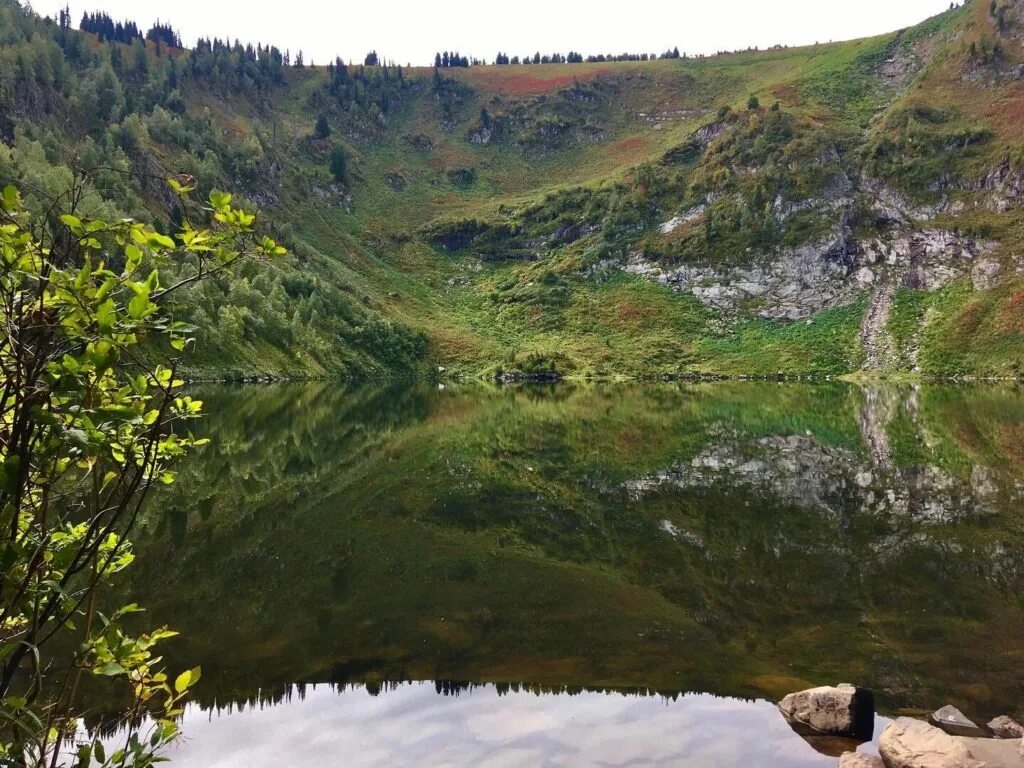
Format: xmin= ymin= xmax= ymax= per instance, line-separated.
xmin=861 ymin=283 xmax=896 ymax=371
xmin=626 ymin=224 xmax=992 ymax=321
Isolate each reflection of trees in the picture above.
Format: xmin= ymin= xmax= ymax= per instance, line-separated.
xmin=87 ymin=678 xmax=742 ymax=737
xmin=117 ymin=382 xmax=1024 ymax=720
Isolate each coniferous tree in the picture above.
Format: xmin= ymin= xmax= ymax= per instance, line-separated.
xmin=330 ymin=146 xmax=348 ymax=183
xmin=314 ymin=113 xmax=331 ymax=139
xmin=146 ymin=20 xmax=181 ymax=49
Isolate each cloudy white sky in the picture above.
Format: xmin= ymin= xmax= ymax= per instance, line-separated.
xmin=27 ymin=0 xmax=957 ymax=66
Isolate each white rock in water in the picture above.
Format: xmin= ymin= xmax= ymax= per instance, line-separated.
xmin=778 ymin=684 xmax=875 ymax=738
xmin=879 ymin=718 xmax=984 ymax=768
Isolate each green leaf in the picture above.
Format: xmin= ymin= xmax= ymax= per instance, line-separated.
xmin=95 ymin=662 xmax=125 ymax=676
xmin=1 ymin=185 xmax=18 ymax=212
xmin=128 ymin=292 xmax=151 ymax=320
xmin=174 ymin=669 xmax=192 ymax=693
xmin=147 ymin=232 xmax=176 ymax=250
xmin=0 ymin=455 xmax=20 ymax=494
xmin=95 ymin=298 xmax=116 ymax=331
xmin=209 ymin=191 xmax=231 ymax=209
xmin=125 ymin=243 xmax=142 ymax=273
xmin=95 ymin=277 xmax=116 ymax=301
xmin=64 ymin=429 xmax=89 ymax=451
xmin=60 ymin=213 xmax=83 ymax=232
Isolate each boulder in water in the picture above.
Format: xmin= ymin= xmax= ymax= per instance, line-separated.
xmin=778 ymin=683 xmax=874 ymax=739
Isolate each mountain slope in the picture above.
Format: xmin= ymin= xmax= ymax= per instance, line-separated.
xmin=1 ymin=0 xmax=1022 ymax=378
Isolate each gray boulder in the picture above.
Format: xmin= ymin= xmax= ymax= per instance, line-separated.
xmin=778 ymin=683 xmax=875 ymax=739
xmin=931 ymin=704 xmax=985 ymax=737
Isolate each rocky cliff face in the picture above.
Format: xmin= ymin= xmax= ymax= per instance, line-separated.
xmin=618 ymin=124 xmax=1017 ymax=321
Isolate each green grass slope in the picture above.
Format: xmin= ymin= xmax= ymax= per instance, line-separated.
xmin=1 ymin=0 xmax=1022 ymax=378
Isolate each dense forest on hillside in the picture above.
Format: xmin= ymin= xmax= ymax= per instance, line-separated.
xmin=1 ymin=0 xmax=1023 ymax=379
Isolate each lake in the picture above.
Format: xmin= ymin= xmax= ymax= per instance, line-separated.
xmin=110 ymin=382 xmax=1024 ymax=766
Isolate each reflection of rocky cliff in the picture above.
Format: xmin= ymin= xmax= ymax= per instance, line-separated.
xmin=625 ymin=433 xmax=1011 ymax=527
xmin=627 ymin=387 xmax=1020 ymax=527
xmin=119 ymin=382 xmax=1024 ymax=722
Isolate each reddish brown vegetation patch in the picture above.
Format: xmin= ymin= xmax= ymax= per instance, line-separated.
xmin=609 ymin=136 xmax=651 ymax=164
xmin=616 ymin=304 xmax=644 ymax=322
xmin=771 ymin=83 xmax=801 ymax=108
xmin=955 ymin=300 xmax=986 ymax=338
xmin=996 ymin=290 xmax=1024 ymax=333
xmin=982 ymin=89 xmax=1024 ymax=135
xmin=998 ymin=424 xmax=1024 ymax=467
xmin=461 ymin=66 xmax=611 ymax=97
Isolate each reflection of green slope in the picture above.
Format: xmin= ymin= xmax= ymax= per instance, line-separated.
xmin=915 ymin=386 xmax=1024 ymax=482
xmin=125 ymin=383 xmax=1024 ymax=720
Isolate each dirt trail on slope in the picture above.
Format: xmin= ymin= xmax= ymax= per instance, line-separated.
xmin=860 ymin=283 xmax=895 ymax=371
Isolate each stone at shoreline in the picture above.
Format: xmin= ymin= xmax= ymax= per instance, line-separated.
xmin=879 ymin=718 xmax=983 ymax=768
xmin=838 ymin=752 xmax=883 ymax=767
xmin=778 ymin=684 xmax=874 ymax=739
xmin=988 ymin=716 xmax=1024 ymax=739
xmin=930 ymin=704 xmax=986 ymax=737
xmin=961 ymin=736 xmax=1024 ymax=767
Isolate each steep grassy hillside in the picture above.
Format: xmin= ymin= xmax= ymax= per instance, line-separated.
xmin=1 ymin=0 xmax=1022 ymax=378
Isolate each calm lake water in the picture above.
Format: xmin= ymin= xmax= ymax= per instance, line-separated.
xmin=112 ymin=382 xmax=1024 ymax=766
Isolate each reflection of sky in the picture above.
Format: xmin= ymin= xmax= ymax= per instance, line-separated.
xmin=163 ymin=685 xmax=886 ymax=767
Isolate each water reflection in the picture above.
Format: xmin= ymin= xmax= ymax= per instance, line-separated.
xmin=165 ymin=683 xmax=887 ymax=768
xmin=116 ymin=382 xmax=1024 ymax=747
